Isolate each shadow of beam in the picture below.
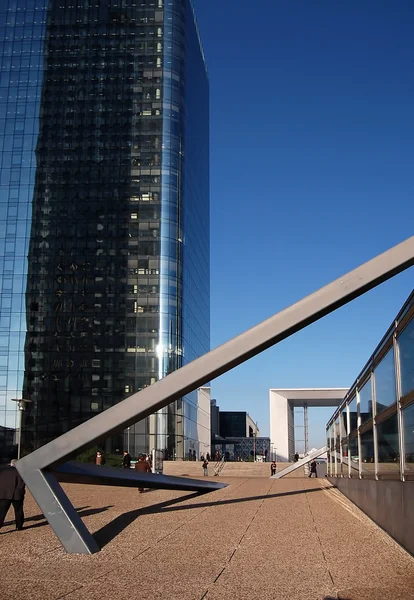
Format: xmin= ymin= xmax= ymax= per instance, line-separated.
xmin=1 ymin=505 xmax=114 ymax=533
xmin=93 ymin=485 xmax=323 ymax=548
xmin=3 ymin=505 xmax=90 ymax=527
xmin=93 ymin=493 xmax=200 ymax=548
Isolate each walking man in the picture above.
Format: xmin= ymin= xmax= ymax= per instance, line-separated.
xmin=309 ymin=459 xmax=318 ymax=478
xmin=122 ymin=451 xmax=131 ymax=469
xmin=0 ymin=459 xmax=26 ymax=531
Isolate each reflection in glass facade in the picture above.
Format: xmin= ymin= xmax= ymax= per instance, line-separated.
xmin=358 ymin=379 xmax=372 ymax=425
xmin=377 ymin=413 xmax=399 ymax=470
xmin=374 ymin=347 xmax=396 ymax=414
xmin=403 ymin=403 xmax=414 ymax=472
xmin=360 ymin=429 xmax=374 ymax=467
xmin=348 ymin=395 xmax=357 ymax=432
xmin=326 ymin=291 xmax=414 ymax=481
xmin=0 ymin=0 xmax=210 ymax=461
xmin=399 ymin=317 xmax=414 ymax=398
xmin=0 ymin=0 xmax=48 ymax=461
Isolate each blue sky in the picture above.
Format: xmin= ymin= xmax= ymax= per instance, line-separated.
xmin=192 ymin=0 xmax=414 ymax=447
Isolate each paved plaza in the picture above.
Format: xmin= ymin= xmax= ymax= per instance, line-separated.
xmin=0 ymin=476 xmax=413 ymax=600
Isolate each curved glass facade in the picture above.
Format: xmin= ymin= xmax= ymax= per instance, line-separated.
xmin=0 ymin=0 xmax=209 ymax=461
xmin=0 ymin=0 xmax=48 ymax=461
xmin=327 ymin=291 xmax=414 ymax=481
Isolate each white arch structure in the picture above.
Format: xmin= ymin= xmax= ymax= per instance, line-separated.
xmin=270 ymin=388 xmax=349 ymax=461
xmin=16 ymin=236 xmax=414 ymax=553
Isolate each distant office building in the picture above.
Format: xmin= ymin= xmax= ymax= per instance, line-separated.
xmin=0 ymin=0 xmax=210 ymax=461
xmin=219 ymin=411 xmax=259 ymax=439
xmin=210 ymin=403 xmax=266 ymax=461
xmin=210 ymin=399 xmax=220 ymax=439
xmin=211 ymin=436 xmax=270 ymax=463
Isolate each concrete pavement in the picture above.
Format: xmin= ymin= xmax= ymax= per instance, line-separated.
xmin=0 ymin=476 xmax=412 ymax=600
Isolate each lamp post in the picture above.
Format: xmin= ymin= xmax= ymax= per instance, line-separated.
xmin=11 ymin=398 xmax=32 ymax=460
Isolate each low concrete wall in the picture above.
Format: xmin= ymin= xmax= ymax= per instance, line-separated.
xmin=329 ymin=477 xmax=414 ymax=556
xmin=163 ymin=461 xmax=278 ymax=478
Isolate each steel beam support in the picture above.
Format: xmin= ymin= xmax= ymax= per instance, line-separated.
xmin=21 ymin=463 xmax=226 ymax=554
xmin=21 ymin=468 xmax=99 ymax=554
xmin=15 ymin=236 xmax=414 ymax=553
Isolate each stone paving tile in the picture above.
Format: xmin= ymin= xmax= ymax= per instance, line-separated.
xmin=0 ymin=477 xmax=413 ymax=600
xmin=66 ymin=478 xmax=274 ymax=599
xmin=0 ymin=579 xmax=83 ymax=600
xmin=64 ymin=579 xmax=207 ymax=600
xmin=204 ymin=479 xmax=335 ymax=600
xmin=304 ymin=479 xmax=414 ymax=600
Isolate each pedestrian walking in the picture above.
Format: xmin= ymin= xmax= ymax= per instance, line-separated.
xmin=309 ymin=459 xmax=317 ymax=478
xmin=270 ymin=461 xmax=277 ymax=476
xmin=135 ymin=454 xmax=151 ymax=492
xmin=202 ymin=459 xmax=209 ymax=476
xmin=122 ymin=451 xmax=131 ymax=469
xmin=0 ymin=459 xmax=26 ymax=531
xmin=95 ymin=451 xmax=105 ymax=465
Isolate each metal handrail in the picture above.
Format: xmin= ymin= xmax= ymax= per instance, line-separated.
xmin=214 ymin=456 xmax=226 ymax=476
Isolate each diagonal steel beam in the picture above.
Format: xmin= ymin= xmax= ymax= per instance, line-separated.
xmin=15 ymin=237 xmax=413 ymax=553
xmin=18 ymin=236 xmax=414 ymax=472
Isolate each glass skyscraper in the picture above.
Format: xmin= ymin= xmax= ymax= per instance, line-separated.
xmin=0 ymin=0 xmax=210 ymax=462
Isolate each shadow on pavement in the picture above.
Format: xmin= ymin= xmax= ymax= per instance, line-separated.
xmin=94 ymin=485 xmax=323 ymax=548
xmin=2 ymin=505 xmax=89 ymax=527
xmin=1 ymin=505 xmax=114 ymax=533
xmin=93 ymin=493 xmax=200 ymax=548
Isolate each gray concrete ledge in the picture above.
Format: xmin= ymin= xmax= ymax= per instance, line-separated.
xmin=328 ymin=477 xmax=414 ymax=556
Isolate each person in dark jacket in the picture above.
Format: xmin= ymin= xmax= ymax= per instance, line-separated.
xmin=122 ymin=451 xmax=131 ymax=469
xmin=0 ymin=459 xmax=26 ymax=530
xmin=270 ymin=461 xmax=277 ymax=476
xmin=135 ymin=454 xmax=151 ymax=492
xmin=309 ymin=459 xmax=318 ymax=478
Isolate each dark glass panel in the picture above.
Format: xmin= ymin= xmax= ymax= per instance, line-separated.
xmin=403 ymin=403 xmax=414 ymax=471
xmin=399 ymin=318 xmax=414 ymax=398
xmin=374 ymin=347 xmax=396 ymax=414
xmin=348 ymin=396 xmax=357 ymax=433
xmin=359 ymin=380 xmax=373 ymax=425
xmin=360 ymin=428 xmax=375 ymax=475
xmin=377 ymin=413 xmax=400 ymax=475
